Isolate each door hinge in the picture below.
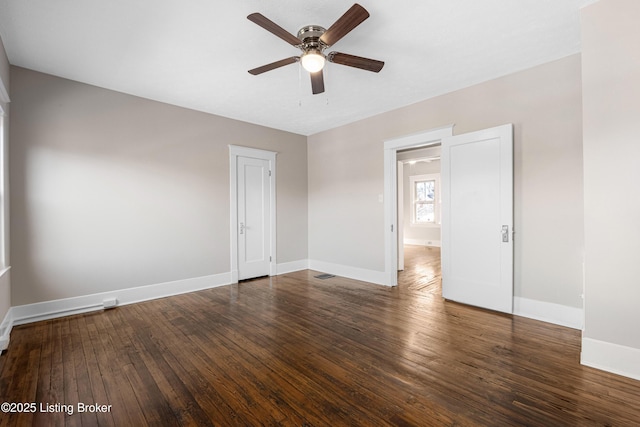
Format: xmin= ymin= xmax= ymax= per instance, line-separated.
xmin=391 ymin=224 xmax=394 ymax=232
xmin=269 ymin=170 xmax=272 ymax=177
xmin=270 ymin=256 xmax=272 ymax=262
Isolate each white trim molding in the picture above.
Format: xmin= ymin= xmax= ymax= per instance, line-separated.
xmin=1 ymin=273 xmax=231 ymax=351
xmin=0 ymin=307 xmax=11 ymax=351
xmin=0 ymin=79 xmax=9 ymax=105
xmin=581 ymin=337 xmax=640 ymax=381
xmin=404 ymin=239 xmax=441 ymax=247
xmin=9 ymin=273 xmax=232 ymax=328
xmin=513 ymin=297 xmax=583 ymax=330
xmin=0 ymin=266 xmax=10 ymax=351
xmin=276 ymin=259 xmax=309 ymax=275
xmin=308 ymin=259 xmax=387 ymax=286
xmin=1 ymin=263 xmax=318 ymax=351
xmin=384 ymin=125 xmax=454 ymax=286
xmin=229 ymin=145 xmax=277 ymax=283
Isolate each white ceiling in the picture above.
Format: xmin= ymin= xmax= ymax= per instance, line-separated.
xmin=0 ymin=0 xmax=595 ymax=136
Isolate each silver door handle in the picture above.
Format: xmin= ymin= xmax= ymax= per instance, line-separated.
xmin=240 ymin=222 xmax=245 ymax=235
xmin=502 ymin=225 xmax=509 ymax=242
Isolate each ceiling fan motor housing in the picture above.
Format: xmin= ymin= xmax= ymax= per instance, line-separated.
xmin=297 ymin=25 xmax=327 ymax=53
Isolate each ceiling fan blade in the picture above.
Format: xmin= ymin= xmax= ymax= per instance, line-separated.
xmin=248 ymin=57 xmax=299 ymax=75
xmin=319 ymin=3 xmax=370 ymax=47
xmin=247 ymin=13 xmax=301 ymax=46
xmin=310 ymin=70 xmax=325 ymax=95
xmin=327 ymin=52 xmax=384 ymax=72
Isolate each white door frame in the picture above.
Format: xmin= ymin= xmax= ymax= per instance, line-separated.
xmin=229 ymin=145 xmax=277 ymax=283
xmin=383 ymin=125 xmax=454 ymax=286
xmin=397 ymin=161 xmax=404 ymax=271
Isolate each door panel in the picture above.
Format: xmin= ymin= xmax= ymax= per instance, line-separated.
xmin=238 ymin=156 xmax=270 ymax=280
xmin=441 ymin=124 xmax=513 ymax=313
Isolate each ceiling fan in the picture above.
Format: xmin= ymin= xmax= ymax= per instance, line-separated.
xmin=247 ymin=3 xmax=384 ymax=95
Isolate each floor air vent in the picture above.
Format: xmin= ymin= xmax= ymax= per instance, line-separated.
xmin=314 ymin=273 xmax=336 ymax=280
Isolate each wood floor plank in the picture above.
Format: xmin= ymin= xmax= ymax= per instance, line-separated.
xmin=76 ymin=314 xmax=116 ymax=427
xmin=1 ymin=245 xmax=640 ymax=426
xmin=92 ymin=310 xmax=151 ymax=427
xmin=32 ymin=321 xmax=65 ymax=427
xmin=183 ymin=293 xmax=396 ymax=426
xmin=126 ymin=299 xmax=258 ymax=426
xmin=193 ymin=284 xmax=473 ymax=425
xmin=60 ymin=318 xmax=83 ymax=427
xmin=108 ymin=307 xmax=181 ymax=427
xmin=225 ymin=278 xmax=504 ymax=424
xmin=126 ymin=301 xmax=242 ymax=426
xmin=108 ymin=303 xmax=216 ymax=427
xmin=176 ymin=302 xmax=322 ymax=426
xmin=0 ymin=322 xmax=43 ymax=427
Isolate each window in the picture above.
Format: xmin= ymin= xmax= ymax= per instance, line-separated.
xmin=410 ymin=174 xmax=440 ymax=225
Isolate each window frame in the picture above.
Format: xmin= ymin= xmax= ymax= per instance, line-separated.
xmin=410 ymin=173 xmax=441 ymax=227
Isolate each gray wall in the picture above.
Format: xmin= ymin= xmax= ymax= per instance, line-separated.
xmin=10 ymin=55 xmax=586 ymax=312
xmin=308 ymin=54 xmax=584 ymax=309
xmin=10 ymin=67 xmax=308 ymax=306
xmin=582 ymin=0 xmax=640 ymax=350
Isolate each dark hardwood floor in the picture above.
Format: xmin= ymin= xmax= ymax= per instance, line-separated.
xmin=1 ymin=245 xmax=640 ymax=426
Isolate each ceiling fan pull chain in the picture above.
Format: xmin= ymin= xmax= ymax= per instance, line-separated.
xmin=324 ymin=66 xmax=329 ymax=106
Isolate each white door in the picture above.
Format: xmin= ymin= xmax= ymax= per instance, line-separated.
xmin=238 ymin=156 xmax=271 ymax=280
xmin=441 ymin=124 xmax=513 ymax=313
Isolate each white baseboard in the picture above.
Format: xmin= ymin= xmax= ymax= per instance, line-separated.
xmin=308 ymin=259 xmax=388 ymax=286
xmin=0 ymin=267 xmax=11 ymax=351
xmin=0 ymin=308 xmax=12 ymax=351
xmin=10 ymin=272 xmax=232 ymax=327
xmin=276 ymin=259 xmax=309 ymax=275
xmin=581 ymin=337 xmax=640 ymax=381
xmin=404 ymin=238 xmax=441 ymax=247
xmin=1 ymin=267 xmax=586 ymax=356
xmin=1 ymin=264 xmax=316 ymax=349
xmin=513 ymin=297 xmax=583 ymax=330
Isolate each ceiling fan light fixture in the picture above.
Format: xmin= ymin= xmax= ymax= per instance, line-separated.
xmin=301 ymin=50 xmax=325 ymax=73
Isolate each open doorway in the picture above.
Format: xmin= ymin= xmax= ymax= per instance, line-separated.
xmin=396 ymin=145 xmax=442 ymax=293
xmin=384 ymin=124 xmax=514 ymax=314
xmin=382 ymin=125 xmax=453 ymax=287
